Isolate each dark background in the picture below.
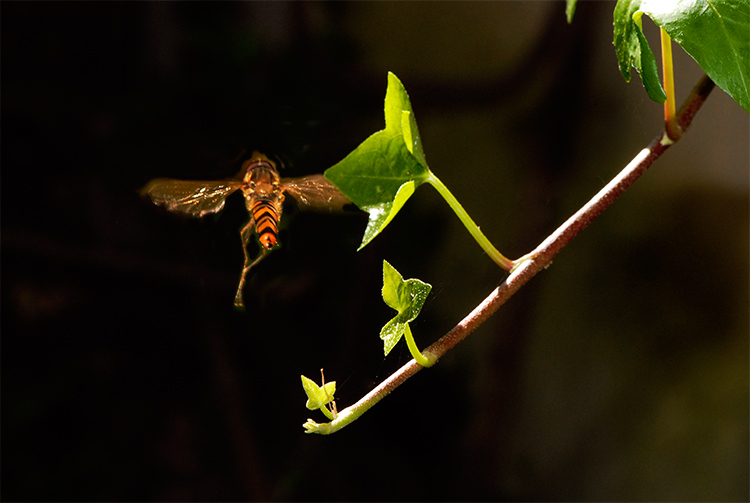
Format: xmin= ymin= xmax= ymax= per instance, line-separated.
xmin=3 ymin=2 xmax=748 ymax=501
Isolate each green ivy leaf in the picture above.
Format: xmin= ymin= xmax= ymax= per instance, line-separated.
xmin=325 ymin=73 xmax=430 ymax=250
xmin=379 ymin=260 xmax=432 ymax=356
xmin=301 ymin=375 xmax=336 ymax=411
xmin=613 ymin=0 xmax=667 ymax=103
xmin=642 ymin=0 xmax=750 ymax=113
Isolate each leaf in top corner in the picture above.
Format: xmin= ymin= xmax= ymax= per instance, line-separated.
xmin=379 ymin=260 xmax=432 ymax=356
xmin=325 ymin=73 xmax=431 ymax=250
xmin=641 ymin=0 xmax=750 ymax=113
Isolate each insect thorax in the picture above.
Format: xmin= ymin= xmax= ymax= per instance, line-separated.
xmin=242 ymin=160 xmax=284 ymax=209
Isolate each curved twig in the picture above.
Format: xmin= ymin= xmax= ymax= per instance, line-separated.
xmin=305 ymin=74 xmax=715 ymax=434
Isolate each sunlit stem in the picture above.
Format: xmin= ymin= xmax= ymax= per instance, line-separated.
xmin=303 ymin=403 xmax=360 ymax=435
xmin=404 ymin=323 xmax=436 ymax=367
xmin=661 ymin=27 xmax=680 ymax=141
xmin=424 ymin=171 xmax=513 ymax=271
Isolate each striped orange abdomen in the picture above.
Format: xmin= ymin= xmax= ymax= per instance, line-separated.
xmin=251 ymin=198 xmax=281 ymax=249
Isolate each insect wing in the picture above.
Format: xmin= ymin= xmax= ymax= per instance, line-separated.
xmin=281 ymin=174 xmax=352 ymax=213
xmin=141 ymin=178 xmax=242 ymax=217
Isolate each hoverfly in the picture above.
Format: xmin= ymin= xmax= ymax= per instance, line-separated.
xmin=141 ymin=151 xmax=352 ymax=308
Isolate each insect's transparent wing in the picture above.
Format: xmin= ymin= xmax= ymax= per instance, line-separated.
xmin=282 ymin=174 xmax=353 ymax=213
xmin=141 ymin=178 xmax=242 ymax=217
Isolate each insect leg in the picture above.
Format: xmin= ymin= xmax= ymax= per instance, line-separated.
xmin=234 ymin=248 xmax=268 ymax=308
xmin=239 ymin=220 xmax=255 ymax=271
xmin=234 ymin=220 xmax=266 ymax=308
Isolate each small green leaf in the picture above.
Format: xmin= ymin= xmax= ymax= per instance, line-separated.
xmin=301 ymin=375 xmax=336 ymax=411
xmin=380 ymin=261 xmax=432 ymax=356
xmin=642 ymin=0 xmax=750 ymax=113
xmin=613 ymin=0 xmax=667 ymax=103
xmin=325 ymin=73 xmax=430 ymax=249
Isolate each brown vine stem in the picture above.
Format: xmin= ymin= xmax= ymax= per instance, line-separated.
xmin=304 ymin=74 xmax=715 ymax=435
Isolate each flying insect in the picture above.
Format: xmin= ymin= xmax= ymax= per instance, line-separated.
xmin=142 ymin=151 xmax=352 ymax=307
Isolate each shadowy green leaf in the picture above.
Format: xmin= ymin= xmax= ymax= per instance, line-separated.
xmin=380 ymin=261 xmax=432 ymax=356
xmin=614 ymin=0 xmax=646 ymax=81
xmin=613 ymin=0 xmax=667 ymax=103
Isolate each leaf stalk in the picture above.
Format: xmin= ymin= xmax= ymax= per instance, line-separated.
xmin=424 ymin=171 xmax=514 ymax=271
xmin=404 ymin=323 xmax=436 ymax=367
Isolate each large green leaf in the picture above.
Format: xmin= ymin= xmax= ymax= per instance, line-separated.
xmin=325 ymin=73 xmax=430 ymax=250
xmin=614 ymin=0 xmax=667 ymax=103
xmin=642 ymin=0 xmax=750 ymax=113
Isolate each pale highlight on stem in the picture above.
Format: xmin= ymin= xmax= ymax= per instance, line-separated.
xmin=304 ymin=74 xmax=715 ymax=435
